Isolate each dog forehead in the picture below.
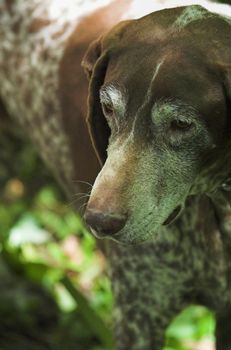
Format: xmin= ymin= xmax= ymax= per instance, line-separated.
xmin=105 ymin=46 xmax=207 ymax=107
xmin=102 ymin=4 xmax=229 ymax=65
xmin=104 ymin=46 xmax=226 ymax=142
xmin=103 ymin=5 xmax=216 ymax=48
xmin=110 ymin=35 xmax=223 ymax=90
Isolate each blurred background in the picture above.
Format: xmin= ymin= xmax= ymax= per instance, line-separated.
xmin=0 ymin=0 xmax=230 ymax=349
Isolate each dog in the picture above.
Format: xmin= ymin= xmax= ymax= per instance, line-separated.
xmin=83 ymin=3 xmax=231 ymax=350
xmin=0 ymin=1 xmax=230 ymax=349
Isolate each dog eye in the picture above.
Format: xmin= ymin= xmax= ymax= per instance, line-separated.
xmin=102 ymin=102 xmax=114 ymax=117
xmin=170 ymin=119 xmax=193 ymax=131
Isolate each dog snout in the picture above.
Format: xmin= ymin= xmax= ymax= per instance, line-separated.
xmin=84 ymin=208 xmax=127 ymax=237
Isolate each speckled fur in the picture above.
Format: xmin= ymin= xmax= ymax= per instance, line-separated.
xmin=1 ymin=1 xmax=231 ymax=350
xmin=108 ymin=193 xmax=231 ymax=349
xmin=0 ymin=0 xmax=111 ymax=194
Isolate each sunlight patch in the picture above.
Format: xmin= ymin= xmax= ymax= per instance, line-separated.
xmin=9 ymin=215 xmax=50 ymax=246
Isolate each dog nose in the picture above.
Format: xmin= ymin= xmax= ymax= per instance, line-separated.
xmin=84 ymin=209 xmax=127 ymax=237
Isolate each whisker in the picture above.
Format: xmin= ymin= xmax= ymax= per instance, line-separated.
xmin=78 ymin=201 xmax=88 ymax=215
xmin=70 ymin=192 xmax=91 ymax=198
xmin=72 ymin=180 xmax=93 ymax=188
xmin=78 ymin=194 xmax=90 ymax=201
xmin=67 ymin=194 xmax=90 ymax=208
xmin=66 ymin=183 xmax=93 ymax=212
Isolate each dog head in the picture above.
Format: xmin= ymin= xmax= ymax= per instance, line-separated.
xmin=82 ymin=5 xmax=231 ymax=244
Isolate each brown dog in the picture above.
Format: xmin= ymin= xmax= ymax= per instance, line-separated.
xmin=0 ymin=1 xmax=231 ymax=349
xmin=83 ymin=4 xmax=231 ymax=350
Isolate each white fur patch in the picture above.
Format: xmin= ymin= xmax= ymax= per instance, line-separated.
xmin=173 ymin=5 xmax=212 ymax=29
xmin=125 ymin=60 xmax=165 ymax=145
xmin=100 ymin=85 xmax=126 ymax=117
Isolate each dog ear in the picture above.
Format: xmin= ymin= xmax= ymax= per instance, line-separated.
xmin=82 ymin=21 xmax=131 ymax=165
xmin=82 ymin=37 xmax=110 ymax=165
xmin=82 ymin=38 xmax=102 ymax=79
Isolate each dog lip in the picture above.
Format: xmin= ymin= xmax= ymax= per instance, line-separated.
xmin=88 ymin=227 xmax=108 ymax=239
xmin=89 ymin=226 xmax=124 ymax=241
xmin=163 ymin=205 xmax=182 ymax=226
xmin=88 ymin=226 xmax=121 ymax=240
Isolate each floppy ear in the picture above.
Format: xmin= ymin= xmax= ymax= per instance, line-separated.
xmin=81 ymin=20 xmax=132 ymax=165
xmin=82 ymin=37 xmax=110 ymax=165
xmin=82 ymin=39 xmax=102 ymax=79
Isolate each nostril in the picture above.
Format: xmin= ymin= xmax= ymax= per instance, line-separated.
xmin=84 ymin=209 xmax=127 ymax=237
